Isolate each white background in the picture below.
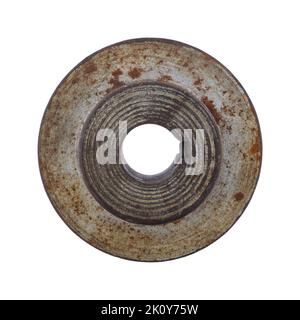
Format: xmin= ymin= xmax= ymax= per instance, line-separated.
xmin=0 ymin=0 xmax=299 ymax=300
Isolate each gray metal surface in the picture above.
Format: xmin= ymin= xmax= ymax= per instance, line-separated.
xmin=38 ymin=38 xmax=262 ymax=261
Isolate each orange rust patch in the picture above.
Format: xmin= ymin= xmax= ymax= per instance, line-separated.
xmin=201 ymin=96 xmax=222 ymax=124
xmin=107 ymin=69 xmax=125 ymax=93
xmin=249 ymin=134 xmax=261 ymax=160
xmin=234 ymin=192 xmax=244 ymax=201
xmin=128 ymin=67 xmax=143 ymax=79
xmin=158 ymin=75 xmax=172 ymax=82
xmin=84 ymin=61 xmax=97 ymax=74
xmin=194 ymin=78 xmax=203 ymax=86
xmin=111 ymin=69 xmax=123 ymax=77
xmin=108 ymin=78 xmax=124 ymax=90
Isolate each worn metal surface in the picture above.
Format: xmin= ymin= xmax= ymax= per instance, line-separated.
xmin=38 ymin=38 xmax=262 ymax=261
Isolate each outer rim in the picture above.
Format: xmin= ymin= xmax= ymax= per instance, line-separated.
xmin=38 ymin=38 xmax=262 ymax=262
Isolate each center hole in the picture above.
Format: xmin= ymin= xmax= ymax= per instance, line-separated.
xmin=122 ymin=124 xmax=179 ymax=175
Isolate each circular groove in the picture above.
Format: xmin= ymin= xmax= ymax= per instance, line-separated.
xmin=80 ymin=82 xmax=220 ymax=224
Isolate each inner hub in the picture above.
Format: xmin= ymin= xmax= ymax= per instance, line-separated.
xmin=79 ymin=82 xmax=221 ymax=224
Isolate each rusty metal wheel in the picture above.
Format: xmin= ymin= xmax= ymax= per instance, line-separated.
xmin=38 ymin=38 xmax=262 ymax=261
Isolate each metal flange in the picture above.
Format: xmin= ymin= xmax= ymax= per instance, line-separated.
xmin=39 ymin=38 xmax=262 ymax=261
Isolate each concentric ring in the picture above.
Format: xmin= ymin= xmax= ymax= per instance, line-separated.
xmin=80 ymin=82 xmax=221 ymax=224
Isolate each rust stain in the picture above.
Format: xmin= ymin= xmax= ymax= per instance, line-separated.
xmin=72 ymin=196 xmax=85 ymax=215
xmin=111 ymin=69 xmax=123 ymax=77
xmin=194 ymin=78 xmax=203 ymax=86
xmin=172 ymin=219 xmax=182 ymax=225
xmin=234 ymin=192 xmax=244 ymax=201
xmin=128 ymin=67 xmax=143 ymax=79
xmin=90 ymin=78 xmax=97 ymax=85
xmin=70 ymin=76 xmax=80 ymax=85
xmin=107 ymin=69 xmax=125 ymax=93
xmin=84 ymin=61 xmax=98 ymax=74
xmin=108 ymin=77 xmax=124 ymax=90
xmin=201 ymin=96 xmax=222 ymax=124
xmin=221 ymin=104 xmax=235 ymax=117
xmin=158 ymin=75 xmax=172 ymax=82
xmin=249 ymin=134 xmax=261 ymax=160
